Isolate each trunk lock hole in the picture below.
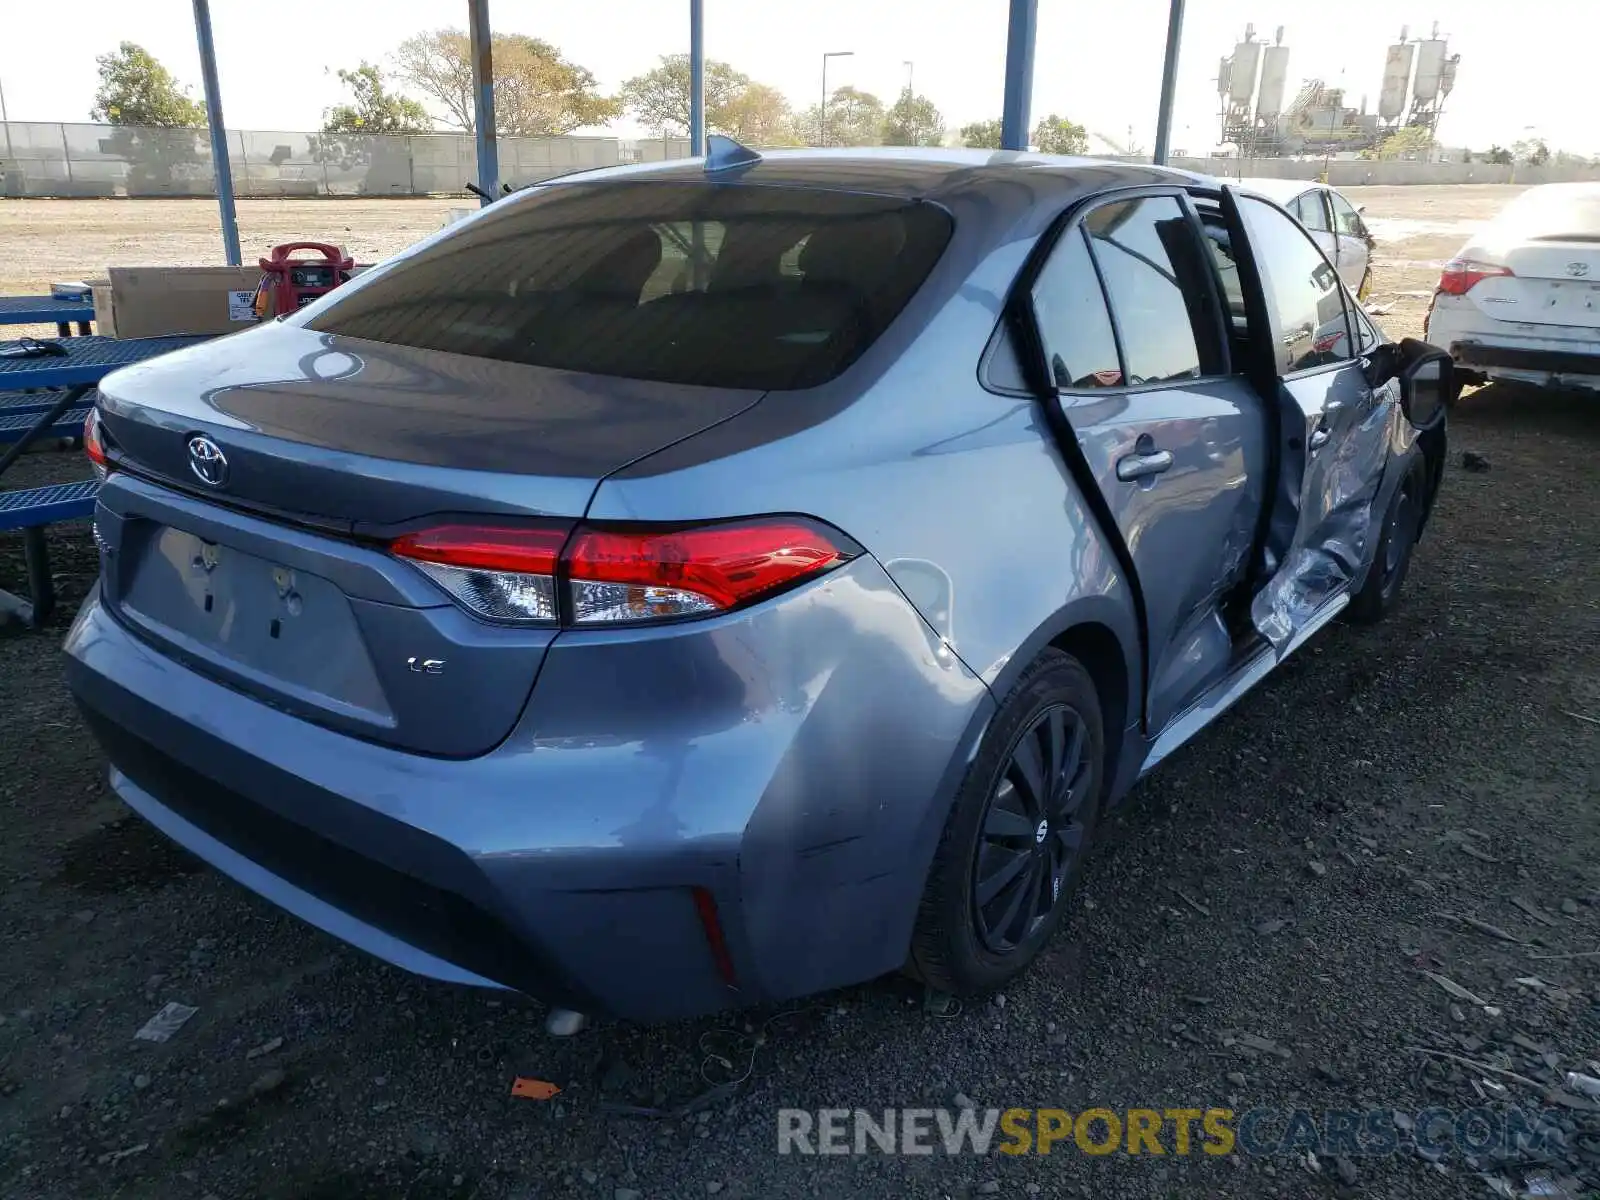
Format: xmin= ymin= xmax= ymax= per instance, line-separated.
xmin=271 ymin=566 xmax=303 ymax=616
xmin=269 ymin=619 xmax=281 ymax=640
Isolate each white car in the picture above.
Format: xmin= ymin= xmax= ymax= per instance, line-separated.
xmin=1425 ymin=182 xmax=1600 ymax=393
xmin=1237 ymin=178 xmax=1374 ymax=298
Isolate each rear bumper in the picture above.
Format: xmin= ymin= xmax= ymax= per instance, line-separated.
xmin=64 ymin=560 xmax=992 ymax=1022
xmin=1427 ymin=297 xmax=1600 ymax=389
xmin=1452 ymin=343 xmax=1600 ymax=377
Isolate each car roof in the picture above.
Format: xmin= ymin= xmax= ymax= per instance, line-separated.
xmin=536 ymin=147 xmax=1214 ymax=206
xmin=1513 ymin=181 xmax=1600 ymax=197
xmin=1233 ymin=176 xmax=1321 ymax=203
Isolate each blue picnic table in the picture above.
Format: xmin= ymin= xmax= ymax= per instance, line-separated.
xmin=0 ymin=334 xmax=208 ymax=626
xmin=0 ymin=294 xmax=97 ymax=337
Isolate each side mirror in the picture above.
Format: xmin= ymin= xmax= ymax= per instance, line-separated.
xmin=1361 ymin=342 xmax=1402 ymax=390
xmin=1397 ymin=340 xmax=1454 ymax=429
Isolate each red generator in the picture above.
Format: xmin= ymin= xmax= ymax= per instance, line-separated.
xmin=253 ymin=242 xmax=354 ymax=319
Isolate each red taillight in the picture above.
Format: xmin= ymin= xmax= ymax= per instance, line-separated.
xmin=387 ymin=516 xmax=853 ymax=626
xmin=390 ymin=522 xmax=570 ymax=624
xmin=565 ymin=519 xmax=849 ymax=622
xmin=84 ymin=408 xmax=108 ymax=478
xmin=390 ymin=523 xmax=567 ymax=575
xmin=1438 ymin=258 xmax=1513 ymax=295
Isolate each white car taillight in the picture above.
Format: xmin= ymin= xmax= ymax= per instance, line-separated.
xmin=389 ymin=518 xmax=856 ymax=627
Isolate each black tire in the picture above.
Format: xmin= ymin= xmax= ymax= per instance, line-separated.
xmin=908 ymin=649 xmax=1104 ymax=996
xmin=1347 ymin=454 xmax=1428 ymax=625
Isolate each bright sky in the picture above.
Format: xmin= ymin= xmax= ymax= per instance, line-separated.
xmin=1 ymin=0 xmax=1594 ymax=155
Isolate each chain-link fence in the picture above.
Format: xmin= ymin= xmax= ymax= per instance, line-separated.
xmin=13 ymin=122 xmax=1589 ymax=198
xmin=0 ymin=122 xmax=695 ymax=198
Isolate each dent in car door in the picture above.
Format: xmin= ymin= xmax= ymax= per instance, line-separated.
xmin=1027 ymin=200 xmax=1266 ymax=731
xmin=1220 ymin=188 xmax=1395 ymax=652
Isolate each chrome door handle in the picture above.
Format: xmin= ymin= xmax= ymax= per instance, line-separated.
xmin=1115 ymin=449 xmax=1174 ymax=481
xmin=1309 ymin=426 xmax=1331 ymax=451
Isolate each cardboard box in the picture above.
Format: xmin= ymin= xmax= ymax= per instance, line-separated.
xmin=92 ymin=266 xmax=265 ymax=339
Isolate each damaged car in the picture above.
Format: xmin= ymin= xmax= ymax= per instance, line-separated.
xmin=65 ymin=143 xmax=1451 ymax=1022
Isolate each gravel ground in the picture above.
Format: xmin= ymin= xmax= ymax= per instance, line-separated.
xmin=2 ymin=187 xmax=1598 ymax=1200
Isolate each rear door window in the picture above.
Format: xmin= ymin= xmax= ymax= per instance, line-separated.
xmin=1293 ymin=192 xmax=1331 ymax=232
xmin=1328 ymin=193 xmax=1365 ymax=237
xmin=1237 ymin=196 xmax=1354 ymax=373
xmin=1082 ymin=196 xmax=1223 ymax=384
xmin=1029 ymin=225 xmax=1123 ymax=388
xmin=306 ymin=182 xmax=953 ymax=390
xmin=1199 ymin=218 xmax=1248 ymax=338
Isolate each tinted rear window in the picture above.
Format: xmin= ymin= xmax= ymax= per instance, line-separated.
xmin=307 ymin=181 xmax=953 ymax=390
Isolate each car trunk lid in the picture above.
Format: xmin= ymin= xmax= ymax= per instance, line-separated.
xmin=1469 ymin=239 xmax=1600 ymax=330
xmin=93 ymin=324 xmax=765 ymax=758
xmin=96 ymin=323 xmax=765 ymax=528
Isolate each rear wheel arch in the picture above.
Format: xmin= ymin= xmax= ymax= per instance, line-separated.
xmin=1048 ymin=622 xmax=1129 ymax=801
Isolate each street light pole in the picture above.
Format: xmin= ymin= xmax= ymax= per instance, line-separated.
xmin=904 ymin=61 xmax=914 ymax=97
xmin=820 ymin=50 xmax=853 ymax=147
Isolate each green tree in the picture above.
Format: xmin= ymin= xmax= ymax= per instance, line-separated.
xmin=322 ymin=63 xmax=430 ymax=133
xmin=1032 ymin=113 xmax=1088 ymax=155
xmin=960 ymin=119 xmax=1003 ymax=149
xmin=797 ymin=86 xmax=886 ymax=147
xmin=90 ymin=42 xmax=206 ymax=127
xmin=1513 ymin=137 xmax=1550 ymax=166
xmin=715 ymin=82 xmax=799 ymax=145
xmin=619 ymin=54 xmax=775 ymax=139
xmin=395 ymin=29 xmax=617 ymax=135
xmin=1377 ymin=126 xmax=1435 ymax=160
xmin=89 ymin=43 xmax=206 ymax=195
xmin=882 ymin=90 xmax=944 ymax=147
xmin=1485 ymin=144 xmax=1514 ymax=165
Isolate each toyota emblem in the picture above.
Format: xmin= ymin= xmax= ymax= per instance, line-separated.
xmin=186 ymin=435 xmax=229 ymax=487
xmin=1567 ymin=261 xmax=1590 ymax=277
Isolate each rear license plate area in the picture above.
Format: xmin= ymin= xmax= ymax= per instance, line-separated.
xmin=119 ymin=524 xmax=391 ymax=722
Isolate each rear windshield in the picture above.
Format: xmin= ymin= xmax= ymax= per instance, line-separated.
xmin=1497 ymin=188 xmax=1600 ymax=240
xmin=306 ymin=181 xmax=953 ymax=390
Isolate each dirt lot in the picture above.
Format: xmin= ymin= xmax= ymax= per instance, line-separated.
xmin=2 ymin=186 xmax=1598 ymax=1200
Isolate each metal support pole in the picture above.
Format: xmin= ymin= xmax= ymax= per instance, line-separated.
xmin=0 ymin=74 xmax=14 ymax=164
xmin=688 ymin=0 xmax=705 ymax=157
xmin=467 ymin=0 xmax=498 ymax=205
xmin=1000 ymin=0 xmax=1037 ymax=151
xmin=1152 ymin=0 xmax=1186 ymax=165
xmin=191 ymin=0 xmax=240 ymax=264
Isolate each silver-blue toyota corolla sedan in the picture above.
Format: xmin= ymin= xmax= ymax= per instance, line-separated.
xmin=65 ymin=145 xmax=1450 ymax=1022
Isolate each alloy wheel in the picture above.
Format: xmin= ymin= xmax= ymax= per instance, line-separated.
xmin=971 ymin=703 xmax=1092 ymax=954
xmin=1384 ymin=478 xmax=1421 ymax=583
